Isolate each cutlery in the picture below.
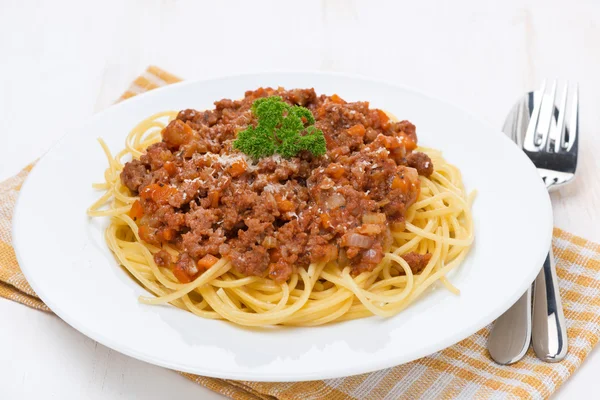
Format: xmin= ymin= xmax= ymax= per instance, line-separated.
xmin=488 ymin=96 xmax=533 ymax=365
xmin=489 ymin=81 xmax=578 ymax=364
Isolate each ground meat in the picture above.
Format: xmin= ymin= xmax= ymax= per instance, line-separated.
xmin=176 ymin=109 xmax=200 ymax=123
xmin=401 ymin=252 xmax=433 ymax=274
xmin=153 ymin=250 xmax=172 ymax=267
xmin=390 ymin=120 xmax=417 ymax=143
xmin=121 ymin=87 xmax=433 ymax=283
xmin=229 ymin=245 xmax=270 ymax=277
xmin=406 ymin=152 xmax=433 ymax=177
xmin=181 ymin=231 xmax=225 ymax=259
xmin=140 ymin=142 xmax=172 ymax=170
xmin=121 ymin=159 xmax=150 ymax=192
xmin=284 ymin=88 xmax=317 ymax=106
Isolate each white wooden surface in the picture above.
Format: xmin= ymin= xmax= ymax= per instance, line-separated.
xmin=1 ymin=0 xmax=599 ymax=398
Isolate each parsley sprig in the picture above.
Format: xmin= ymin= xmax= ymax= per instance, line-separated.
xmin=233 ymin=96 xmax=327 ymax=159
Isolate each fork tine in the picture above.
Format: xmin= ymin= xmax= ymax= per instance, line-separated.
xmin=523 ymin=80 xmax=546 ymax=151
xmin=566 ymin=83 xmax=579 ymax=151
xmin=516 ymin=98 xmax=528 ymax=148
xmin=536 ymin=79 xmax=557 ymax=148
xmin=553 ymin=83 xmax=568 ymax=152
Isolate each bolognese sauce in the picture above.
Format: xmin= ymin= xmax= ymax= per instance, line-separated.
xmin=120 ymin=88 xmax=434 ymax=283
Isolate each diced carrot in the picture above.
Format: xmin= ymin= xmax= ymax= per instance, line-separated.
xmin=128 ymin=200 xmax=144 ymax=221
xmin=377 ymin=109 xmax=390 ymax=127
xmin=138 ymin=225 xmax=152 ymax=243
xmin=401 ymin=135 xmax=417 ymax=151
xmin=197 ymin=254 xmax=219 ymax=271
xmin=330 ymin=94 xmax=345 ymax=104
xmin=330 ymin=146 xmax=350 ymax=159
xmin=392 ymin=175 xmax=409 ymax=192
xmin=228 ymin=159 xmax=247 ymax=177
xmin=172 ymin=264 xmax=192 ymax=283
xmin=315 ymin=106 xmax=326 ymax=119
xmin=320 ymin=213 xmax=332 ymax=229
xmin=153 ymin=185 xmax=178 ymax=204
xmin=275 ymin=195 xmax=294 ymax=212
xmin=163 ymin=161 xmax=177 ymax=175
xmin=278 ymin=200 xmax=294 ymax=212
xmin=325 ymin=163 xmax=345 ymax=179
xmin=380 ymin=135 xmax=402 ymax=150
xmin=378 ymin=135 xmax=391 ymax=149
xmin=390 ymin=137 xmax=402 ymax=149
xmin=347 ymin=124 xmax=366 ymax=137
xmin=160 ymin=228 xmax=176 ymax=242
xmin=139 ymin=185 xmax=155 ymax=201
xmin=162 ymin=119 xmax=194 ymax=149
xmin=269 ymin=249 xmax=282 ymax=263
xmin=140 ymin=183 xmax=178 ymax=205
xmin=208 ymin=190 xmax=220 ymax=208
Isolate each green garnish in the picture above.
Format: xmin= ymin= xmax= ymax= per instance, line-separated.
xmin=233 ymin=96 xmax=327 ymax=159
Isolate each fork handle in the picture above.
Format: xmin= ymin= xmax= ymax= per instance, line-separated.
xmin=532 ymin=247 xmax=568 ymax=362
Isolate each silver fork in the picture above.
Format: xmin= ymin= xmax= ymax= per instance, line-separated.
xmin=526 ymin=81 xmax=578 ymax=362
xmin=489 ymin=80 xmax=578 ymax=364
xmin=523 ymin=80 xmax=579 ymax=190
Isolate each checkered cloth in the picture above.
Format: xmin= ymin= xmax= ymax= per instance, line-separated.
xmin=3 ymin=67 xmax=600 ymax=399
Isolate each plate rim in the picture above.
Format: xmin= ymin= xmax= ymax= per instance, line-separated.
xmin=12 ymin=71 xmax=553 ymax=381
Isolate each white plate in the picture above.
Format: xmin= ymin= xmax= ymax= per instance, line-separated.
xmin=13 ymin=72 xmax=552 ymax=381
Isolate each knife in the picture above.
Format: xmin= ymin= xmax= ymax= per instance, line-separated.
xmin=487 ymin=95 xmax=533 ymax=365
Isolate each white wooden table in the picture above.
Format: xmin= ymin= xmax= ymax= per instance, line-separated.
xmin=2 ymin=1 xmax=599 ymax=398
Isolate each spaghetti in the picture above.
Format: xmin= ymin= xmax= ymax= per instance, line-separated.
xmin=88 ymin=90 xmax=474 ymax=327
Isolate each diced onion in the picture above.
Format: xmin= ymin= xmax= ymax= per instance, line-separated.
xmin=362 ymin=248 xmax=382 ymax=263
xmin=362 ymin=212 xmax=386 ymax=224
xmin=262 ymin=236 xmax=277 ymax=249
xmin=187 ymin=264 xmax=199 ymax=275
xmin=343 ymin=233 xmax=373 ymax=248
xmin=376 ymin=198 xmax=390 ymax=207
xmin=264 ymin=192 xmax=277 ymax=209
xmin=325 ymin=245 xmax=339 ymax=262
xmin=325 ymin=192 xmax=346 ymax=210
xmin=382 ymin=227 xmax=393 ymax=252
xmin=338 ymin=249 xmax=349 ymax=267
xmin=358 ymin=224 xmax=382 ymax=235
xmin=319 ymin=177 xmax=335 ymax=190
xmin=391 ymin=222 xmax=406 ymax=231
xmin=404 ymin=166 xmax=419 ymax=182
xmin=390 ymin=147 xmax=406 ymax=159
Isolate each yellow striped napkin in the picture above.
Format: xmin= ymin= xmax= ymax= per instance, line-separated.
xmin=2 ymin=66 xmax=600 ymax=400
